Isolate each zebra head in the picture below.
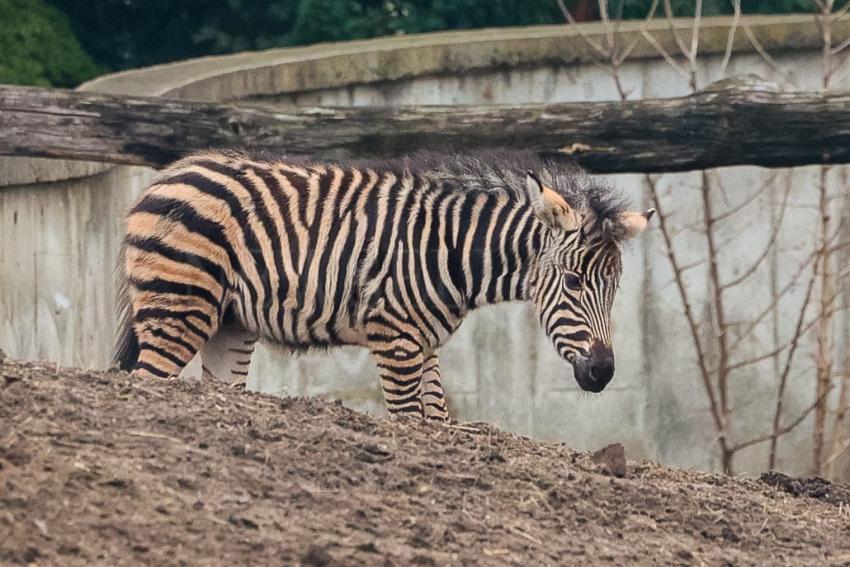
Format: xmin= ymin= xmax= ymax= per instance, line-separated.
xmin=525 ymin=171 xmax=653 ymax=393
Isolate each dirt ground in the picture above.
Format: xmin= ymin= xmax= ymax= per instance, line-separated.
xmin=2 ymin=358 xmax=850 ymax=566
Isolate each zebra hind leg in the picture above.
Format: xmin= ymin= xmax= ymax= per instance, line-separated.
xmin=121 ymin=218 xmax=227 ymax=380
xmin=421 ymin=353 xmax=450 ymax=422
xmin=200 ymin=322 xmax=258 ymax=388
xmin=132 ymin=306 xmax=218 ymax=380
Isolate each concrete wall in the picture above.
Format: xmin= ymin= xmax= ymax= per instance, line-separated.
xmin=1 ymin=15 xmax=848 ymax=478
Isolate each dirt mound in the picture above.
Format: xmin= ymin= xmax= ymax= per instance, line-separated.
xmin=2 ymin=359 xmax=849 ymax=566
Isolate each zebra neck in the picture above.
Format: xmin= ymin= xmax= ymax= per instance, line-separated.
xmin=453 ymin=196 xmax=543 ymax=310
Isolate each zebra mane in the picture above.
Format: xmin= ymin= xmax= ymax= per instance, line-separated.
xmin=205 ymin=149 xmax=631 ymax=243
xmin=382 ymin=151 xmax=631 ymax=244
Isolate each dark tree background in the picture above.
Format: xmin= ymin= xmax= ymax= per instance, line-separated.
xmin=0 ymin=0 xmax=100 ymax=87
xmin=0 ymin=0 xmax=832 ymax=86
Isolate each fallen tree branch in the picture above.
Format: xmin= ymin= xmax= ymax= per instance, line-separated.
xmin=4 ymin=77 xmax=850 ymax=173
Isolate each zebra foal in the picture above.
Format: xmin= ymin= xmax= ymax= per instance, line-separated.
xmin=114 ymin=151 xmax=652 ymax=420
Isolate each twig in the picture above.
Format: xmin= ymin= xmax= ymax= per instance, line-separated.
xmin=824 ymin=438 xmax=850 ymax=466
xmin=742 ymin=24 xmax=797 ymax=89
xmin=689 ymin=0 xmax=705 ymax=75
xmin=720 ymin=178 xmax=791 ymax=290
xmin=443 ymin=423 xmax=482 ymax=434
xmin=832 ymin=0 xmax=850 ymax=23
xmin=597 ymin=0 xmax=616 ymax=58
xmin=557 ymin=0 xmax=608 ymax=57
xmin=127 ymin=430 xmax=183 ymax=443
xmin=718 ymin=0 xmax=742 ymax=79
xmin=721 ymin=302 xmax=850 ymax=374
xmin=647 ymin=177 xmax=726 ymax=445
xmin=736 ymin=385 xmax=832 ymax=453
xmin=701 ymin=171 xmax=732 ymax=471
xmin=640 ymin=30 xmax=690 ymax=80
xmin=830 ymin=36 xmax=850 ymax=55
xmin=509 ymin=525 xmax=542 ymax=546
xmin=767 ymin=235 xmax=821 ymax=469
xmin=727 ymin=234 xmax=848 ymax=358
xmin=662 ymin=0 xmax=692 ymax=61
xmin=616 ymin=0 xmax=661 ymax=64
xmin=711 ymin=171 xmax=779 ymax=224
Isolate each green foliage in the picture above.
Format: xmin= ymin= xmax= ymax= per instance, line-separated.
xmin=620 ymin=0 xmax=825 ymax=18
xmin=44 ymin=0 xmax=563 ymax=73
xmin=39 ymin=0 xmax=834 ymax=79
xmin=0 ymin=0 xmax=99 ymax=87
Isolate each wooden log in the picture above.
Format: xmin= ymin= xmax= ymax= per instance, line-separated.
xmin=1 ymin=78 xmax=849 ymax=173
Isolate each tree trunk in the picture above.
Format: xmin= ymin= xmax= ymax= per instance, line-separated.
xmin=3 ymin=77 xmax=850 ymax=174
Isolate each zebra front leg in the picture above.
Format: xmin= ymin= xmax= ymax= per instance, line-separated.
xmin=421 ymin=353 xmax=450 ymax=422
xmin=370 ymin=340 xmax=425 ymax=418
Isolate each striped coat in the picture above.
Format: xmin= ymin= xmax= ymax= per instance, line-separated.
xmin=115 ymin=151 xmax=651 ymax=420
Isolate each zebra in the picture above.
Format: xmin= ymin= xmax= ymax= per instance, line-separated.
xmin=114 ymin=151 xmax=652 ymax=421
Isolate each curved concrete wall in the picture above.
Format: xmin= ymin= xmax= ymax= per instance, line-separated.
xmin=2 ymin=15 xmax=848 ymax=477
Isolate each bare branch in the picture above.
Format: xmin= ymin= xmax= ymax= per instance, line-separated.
xmin=735 ymin=386 xmax=832 ymax=454
xmin=812 ymin=0 xmax=829 ymax=13
xmin=812 ymin=164 xmax=836 ymax=474
xmin=728 ymin=245 xmax=823 ymax=356
xmin=647 ymin=177 xmax=728 ymax=443
xmin=597 ymin=0 xmax=617 ymax=57
xmin=689 ymin=0 xmax=705 ymax=68
xmin=825 ymin=438 xmax=850 ymax=467
xmin=768 ymin=172 xmax=832 ymax=469
xmin=701 ymin=172 xmax=732 ymax=428
xmin=616 ymin=0 xmax=661 ymax=65
xmin=720 ymin=179 xmax=791 ymax=290
xmin=718 ymin=0 xmax=742 ymax=79
xmin=712 ymin=171 xmax=780 ymax=224
xmin=825 ymin=43 xmax=850 ymax=86
xmin=640 ymin=30 xmax=690 ymax=80
xmin=830 ymin=36 xmax=850 ymax=56
xmin=742 ymin=23 xmax=798 ymax=89
xmin=557 ymin=0 xmax=608 ymax=57
xmin=725 ymin=224 xmax=847 ymax=361
xmin=827 ymin=210 xmax=850 ymax=478
xmin=831 ymin=0 xmax=850 ymax=23
xmin=721 ymin=300 xmax=850 ymax=374
xmin=662 ymin=0 xmax=692 ymax=59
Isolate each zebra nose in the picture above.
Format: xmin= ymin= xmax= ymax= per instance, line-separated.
xmin=590 ymin=342 xmax=615 ymax=385
xmin=591 ymin=358 xmax=614 ymax=383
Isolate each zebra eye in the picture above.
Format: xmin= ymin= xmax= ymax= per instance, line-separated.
xmin=563 ymin=272 xmax=582 ymax=291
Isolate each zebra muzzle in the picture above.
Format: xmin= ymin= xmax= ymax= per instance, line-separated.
xmin=572 ymin=342 xmax=615 ymax=393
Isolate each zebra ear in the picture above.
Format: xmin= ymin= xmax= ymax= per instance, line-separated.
xmin=619 ymin=209 xmax=656 ymax=238
xmin=525 ymin=171 xmax=581 ymax=231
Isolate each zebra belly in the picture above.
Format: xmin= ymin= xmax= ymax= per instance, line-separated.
xmin=224 ymin=270 xmax=368 ymax=350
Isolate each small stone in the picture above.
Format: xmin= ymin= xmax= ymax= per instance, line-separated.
xmin=721 ymin=527 xmax=740 ymax=543
xmin=592 ymin=443 xmax=627 ymax=478
xmin=33 ymin=519 xmax=48 ymax=537
xmin=301 ymin=545 xmax=333 ymax=566
xmin=356 ymin=542 xmax=379 ymax=553
xmin=228 ymin=515 xmax=258 ymax=530
xmin=355 ymin=443 xmax=393 ymax=463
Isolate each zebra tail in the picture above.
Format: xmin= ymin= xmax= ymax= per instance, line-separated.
xmin=112 ymin=245 xmax=139 ymax=372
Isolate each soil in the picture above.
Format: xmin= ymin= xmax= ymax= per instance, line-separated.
xmin=1 ymin=358 xmax=850 ymax=566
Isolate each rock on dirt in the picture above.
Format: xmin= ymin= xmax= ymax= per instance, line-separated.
xmin=2 ymin=358 xmax=850 ymax=566
xmin=591 ymin=442 xmax=627 ymax=478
